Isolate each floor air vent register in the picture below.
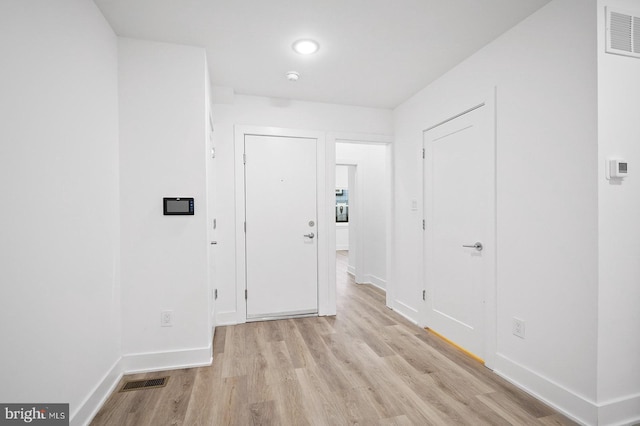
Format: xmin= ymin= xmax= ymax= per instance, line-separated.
xmin=119 ymin=377 xmax=169 ymax=392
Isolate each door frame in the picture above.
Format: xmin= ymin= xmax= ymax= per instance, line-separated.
xmin=234 ymin=125 xmax=329 ymax=323
xmin=329 ymin=133 xmax=393 ymax=308
xmin=421 ymin=88 xmax=497 ymax=368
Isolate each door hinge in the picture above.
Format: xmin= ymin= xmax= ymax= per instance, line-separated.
xmin=422 ymin=290 xmax=426 ymax=301
xmin=214 ymin=289 xmax=218 ymax=300
xmin=243 ymin=153 xmax=246 ymax=164
xmin=422 ymin=148 xmax=425 ymax=159
xmin=422 ymin=219 xmax=426 ymax=230
xmin=245 ymin=289 xmax=248 ymax=300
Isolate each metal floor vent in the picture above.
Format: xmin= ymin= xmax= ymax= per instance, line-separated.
xmin=120 ymin=377 xmax=169 ymax=392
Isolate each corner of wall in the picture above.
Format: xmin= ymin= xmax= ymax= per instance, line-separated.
xmin=71 ymin=358 xmax=123 ymax=426
xmin=493 ymin=355 xmax=598 ymax=426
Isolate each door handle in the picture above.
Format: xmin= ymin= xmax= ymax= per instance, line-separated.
xmin=462 ymin=242 xmax=483 ymax=251
xmin=304 ymin=232 xmax=315 ymax=239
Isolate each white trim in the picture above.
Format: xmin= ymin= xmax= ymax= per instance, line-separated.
xmin=246 ymin=311 xmax=317 ymax=322
xmin=215 ymin=310 xmax=239 ymax=326
xmin=71 ymin=358 xmax=123 ymax=426
xmin=347 ymin=265 xmax=356 ymax=276
xmin=494 ymin=353 xmax=640 ymax=426
xmin=363 ymin=274 xmax=386 ymax=290
xmin=387 ymin=300 xmax=422 ymax=328
xmin=121 ymin=344 xmax=212 ymax=375
xmin=390 ymin=299 xmax=420 ymax=325
xmin=330 ymin=131 xmax=392 ymax=145
xmin=234 ymin=125 xmax=331 ymax=321
xmin=317 ymin=128 xmax=332 ymax=316
xmin=597 ymin=392 xmax=640 ymax=426
xmin=385 ymin=142 xmax=394 ymax=310
xmin=234 ymin=127 xmax=246 ymax=324
xmin=493 ymin=353 xmax=597 ymax=426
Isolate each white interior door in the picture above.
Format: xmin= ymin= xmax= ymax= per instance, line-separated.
xmin=423 ymin=104 xmax=494 ymax=361
xmin=244 ymin=134 xmax=318 ymax=320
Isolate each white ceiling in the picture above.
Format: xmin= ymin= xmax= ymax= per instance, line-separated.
xmin=94 ymin=0 xmax=551 ymax=109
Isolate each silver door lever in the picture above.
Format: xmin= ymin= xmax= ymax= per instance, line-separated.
xmin=304 ymin=232 xmax=315 ymax=239
xmin=462 ymin=242 xmax=483 ymax=251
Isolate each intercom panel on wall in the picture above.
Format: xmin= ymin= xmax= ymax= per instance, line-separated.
xmin=163 ymin=197 xmax=194 ymax=215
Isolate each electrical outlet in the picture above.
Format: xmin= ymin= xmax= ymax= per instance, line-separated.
xmin=161 ymin=310 xmax=173 ymax=327
xmin=512 ymin=318 xmax=525 ymax=339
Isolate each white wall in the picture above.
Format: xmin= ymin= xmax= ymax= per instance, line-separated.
xmin=336 ymin=143 xmax=388 ymax=289
xmin=392 ymin=0 xmax=599 ymax=424
xmin=211 ymin=94 xmax=393 ymax=324
xmin=0 ymin=0 xmax=121 ymax=423
xmin=597 ymin=1 xmax=640 ymax=424
xmin=336 ymin=164 xmax=350 ymax=188
xmin=118 ymin=38 xmax=212 ymax=370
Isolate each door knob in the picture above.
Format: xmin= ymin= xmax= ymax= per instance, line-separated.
xmin=304 ymin=232 xmax=315 ymax=239
xmin=462 ymin=242 xmax=483 ymax=251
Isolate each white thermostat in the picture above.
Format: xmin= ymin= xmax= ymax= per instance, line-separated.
xmin=608 ymin=159 xmax=628 ymax=179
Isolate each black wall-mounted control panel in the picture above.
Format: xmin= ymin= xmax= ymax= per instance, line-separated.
xmin=163 ymin=197 xmax=194 ymax=215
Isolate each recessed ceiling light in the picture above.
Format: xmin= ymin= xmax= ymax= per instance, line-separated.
xmin=285 ymin=71 xmax=300 ymax=81
xmin=292 ymin=39 xmax=319 ymax=55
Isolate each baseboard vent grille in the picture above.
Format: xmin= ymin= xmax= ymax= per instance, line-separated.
xmin=119 ymin=377 xmax=169 ymax=392
xmin=606 ymin=7 xmax=640 ymax=58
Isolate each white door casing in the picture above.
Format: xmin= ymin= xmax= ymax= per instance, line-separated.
xmin=423 ymin=96 xmax=496 ymax=364
xmin=244 ymin=134 xmax=318 ymax=319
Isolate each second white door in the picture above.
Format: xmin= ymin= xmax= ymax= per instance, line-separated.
xmin=244 ymin=134 xmax=318 ymax=320
xmin=423 ymin=103 xmax=495 ymax=361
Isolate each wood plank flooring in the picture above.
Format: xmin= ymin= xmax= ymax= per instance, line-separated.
xmin=91 ymin=251 xmax=576 ymax=425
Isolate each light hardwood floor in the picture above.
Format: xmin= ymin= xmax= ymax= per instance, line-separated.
xmin=91 ymin=251 xmax=576 ymax=425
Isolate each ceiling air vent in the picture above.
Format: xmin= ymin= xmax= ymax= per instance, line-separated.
xmin=606 ymin=7 xmax=640 ymax=58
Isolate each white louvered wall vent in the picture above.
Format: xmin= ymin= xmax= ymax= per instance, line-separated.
xmin=606 ymin=7 xmax=640 ymax=59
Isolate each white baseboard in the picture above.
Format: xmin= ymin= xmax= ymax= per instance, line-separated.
xmin=347 ymin=265 xmax=355 ymax=276
xmin=365 ymin=274 xmax=386 ymax=290
xmin=121 ymin=344 xmax=212 ymax=374
xmin=216 ymin=310 xmax=240 ymax=326
xmin=598 ymin=392 xmax=640 ymax=426
xmin=390 ymin=299 xmax=419 ymax=325
xmin=493 ymin=353 xmax=597 ymax=426
xmin=71 ymin=358 xmax=123 ymax=426
xmin=336 ymin=245 xmax=349 ymax=251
